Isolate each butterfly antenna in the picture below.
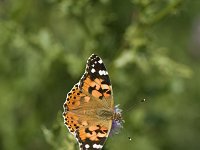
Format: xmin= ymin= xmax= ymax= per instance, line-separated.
xmin=124 ymin=98 xmax=147 ymax=113
xmin=122 ymin=125 xmax=132 ymax=141
xmin=121 ymin=98 xmax=147 ymax=141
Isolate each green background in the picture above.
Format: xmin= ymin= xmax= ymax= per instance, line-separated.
xmin=0 ymin=0 xmax=200 ymax=150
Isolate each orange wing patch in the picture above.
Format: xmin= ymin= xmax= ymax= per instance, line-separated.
xmin=63 ymin=112 xmax=80 ymax=133
xmin=81 ymin=76 xmax=112 ymax=100
xmin=64 ymin=84 xmax=87 ymax=111
xmin=77 ymin=125 xmax=109 ymax=142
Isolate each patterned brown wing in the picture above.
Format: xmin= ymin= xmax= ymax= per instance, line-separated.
xmin=63 ymin=54 xmax=114 ymax=150
xmin=79 ymin=54 xmax=113 ymax=106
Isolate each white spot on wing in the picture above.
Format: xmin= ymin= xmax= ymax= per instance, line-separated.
xmin=85 ymin=144 xmax=90 ymax=148
xmin=98 ymin=59 xmax=103 ymax=64
xmin=93 ymin=144 xmax=103 ymax=149
xmin=91 ymin=68 xmax=96 ymax=73
xmin=99 ymin=70 xmax=108 ymax=75
xmin=99 ymin=70 xmax=103 ymax=75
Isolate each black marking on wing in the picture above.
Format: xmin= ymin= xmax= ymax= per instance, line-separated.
xmin=79 ymin=54 xmax=111 ymax=89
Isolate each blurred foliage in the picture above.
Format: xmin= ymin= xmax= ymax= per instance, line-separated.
xmin=0 ymin=0 xmax=200 ymax=150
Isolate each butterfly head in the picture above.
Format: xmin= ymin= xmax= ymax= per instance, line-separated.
xmin=109 ymin=105 xmax=124 ymax=136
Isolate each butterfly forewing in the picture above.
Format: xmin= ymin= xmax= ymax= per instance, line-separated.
xmin=79 ymin=54 xmax=113 ymax=102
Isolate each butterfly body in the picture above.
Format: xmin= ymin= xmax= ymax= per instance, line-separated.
xmin=63 ymin=54 xmax=123 ymax=150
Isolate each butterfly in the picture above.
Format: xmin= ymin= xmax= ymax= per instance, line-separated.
xmin=63 ymin=54 xmax=123 ymax=150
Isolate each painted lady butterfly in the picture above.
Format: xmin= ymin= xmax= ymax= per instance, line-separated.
xmin=63 ymin=54 xmax=123 ymax=150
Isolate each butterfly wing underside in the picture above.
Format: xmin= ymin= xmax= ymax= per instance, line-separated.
xmin=63 ymin=54 xmax=114 ymax=150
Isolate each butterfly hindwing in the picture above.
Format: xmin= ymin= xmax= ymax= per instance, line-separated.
xmin=75 ymin=124 xmax=110 ymax=150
